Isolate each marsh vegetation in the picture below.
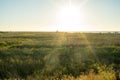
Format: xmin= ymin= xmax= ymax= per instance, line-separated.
xmin=0 ymin=32 xmax=120 ymax=80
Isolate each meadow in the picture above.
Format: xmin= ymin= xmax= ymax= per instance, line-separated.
xmin=0 ymin=32 xmax=120 ymax=80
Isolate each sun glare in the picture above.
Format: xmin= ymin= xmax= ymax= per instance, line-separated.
xmin=57 ymin=5 xmax=85 ymax=31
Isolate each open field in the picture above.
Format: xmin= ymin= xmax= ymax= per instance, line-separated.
xmin=0 ymin=32 xmax=120 ymax=80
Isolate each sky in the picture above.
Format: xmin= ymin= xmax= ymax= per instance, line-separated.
xmin=0 ymin=0 xmax=120 ymax=31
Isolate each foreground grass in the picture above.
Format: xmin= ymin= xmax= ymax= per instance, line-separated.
xmin=7 ymin=70 xmax=116 ymax=80
xmin=0 ymin=32 xmax=120 ymax=79
xmin=60 ymin=72 xmax=115 ymax=80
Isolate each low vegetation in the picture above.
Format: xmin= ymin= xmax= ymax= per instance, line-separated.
xmin=0 ymin=32 xmax=120 ymax=80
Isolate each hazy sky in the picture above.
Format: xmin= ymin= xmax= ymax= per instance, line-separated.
xmin=0 ymin=0 xmax=120 ymax=31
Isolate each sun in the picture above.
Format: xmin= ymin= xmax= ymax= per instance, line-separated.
xmin=57 ymin=5 xmax=84 ymax=31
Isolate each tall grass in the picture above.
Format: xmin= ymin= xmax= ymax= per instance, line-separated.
xmin=0 ymin=32 xmax=120 ymax=79
xmin=25 ymin=70 xmax=117 ymax=80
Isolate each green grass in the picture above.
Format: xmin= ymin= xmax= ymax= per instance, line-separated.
xmin=0 ymin=32 xmax=120 ymax=79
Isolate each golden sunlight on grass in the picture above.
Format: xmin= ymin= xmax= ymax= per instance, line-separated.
xmin=60 ymin=71 xmax=116 ymax=80
xmin=26 ymin=69 xmax=117 ymax=80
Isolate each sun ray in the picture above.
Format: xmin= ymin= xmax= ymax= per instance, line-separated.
xmin=78 ymin=0 xmax=89 ymax=8
xmin=80 ymin=33 xmax=101 ymax=64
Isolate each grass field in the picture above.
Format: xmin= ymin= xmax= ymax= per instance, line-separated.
xmin=0 ymin=32 xmax=120 ymax=80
